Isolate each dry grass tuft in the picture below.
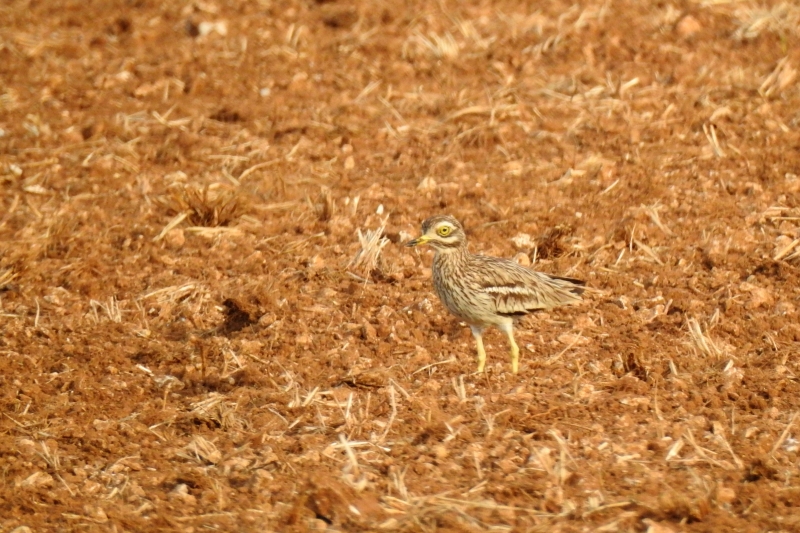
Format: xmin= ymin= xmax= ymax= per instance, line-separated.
xmin=348 ymin=221 xmax=390 ymax=279
xmin=88 ymin=296 xmax=123 ymax=324
xmin=732 ymin=3 xmax=800 ymax=41
xmin=191 ymin=393 xmax=245 ymax=431
xmin=139 ymin=283 xmax=203 ymax=305
xmin=403 ymin=31 xmax=459 ymax=60
xmin=759 ymin=57 xmax=797 ymax=99
xmin=157 ymin=184 xmax=246 ymax=227
xmin=180 ymin=435 xmax=222 ymax=465
xmin=0 ymin=268 xmax=17 ymax=290
xmin=774 ymin=236 xmax=800 ymax=262
xmin=316 ymin=187 xmax=335 ymax=222
xmin=0 ymin=88 xmax=21 ymax=111
xmin=535 ymin=224 xmax=576 ymax=260
xmin=686 ymin=317 xmax=724 ymax=359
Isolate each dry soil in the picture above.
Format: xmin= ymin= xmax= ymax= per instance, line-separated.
xmin=2 ymin=0 xmax=800 ymax=531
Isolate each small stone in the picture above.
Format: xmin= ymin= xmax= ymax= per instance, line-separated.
xmin=15 ymin=439 xmax=37 ymax=456
xmin=432 ymin=444 xmax=449 ymax=459
xmin=376 ymin=305 xmax=394 ymax=322
xmin=576 ymin=383 xmax=595 ymax=400
xmin=513 ymin=252 xmax=531 ymax=266
xmin=258 ymin=313 xmax=277 ymax=327
xmin=744 ymin=427 xmax=759 ymax=439
xmin=239 ymin=339 xmax=264 ymax=355
xmin=510 ymin=233 xmax=535 ymax=249
xmin=417 ymin=177 xmax=437 ymax=191
xmin=83 ymin=505 xmax=108 ymax=523
xmin=557 ymin=333 xmax=589 ymax=346
xmin=409 ymin=347 xmax=431 ymax=366
xmin=361 ymin=322 xmax=377 ymax=342
xmin=17 ymin=471 xmax=54 ymax=489
xmin=739 ymin=282 xmax=773 ymax=309
xmin=393 ymin=319 xmax=409 ymax=340
xmin=164 ymin=228 xmax=185 ymax=249
xmin=315 ymin=287 xmax=337 ymax=300
xmin=62 ymin=127 xmax=84 ymax=144
xmin=497 ymin=458 xmax=518 ymax=474
xmin=307 ymin=255 xmax=325 ymax=271
xmin=169 ymin=483 xmax=197 ymax=505
xmin=295 ymin=333 xmax=313 ymax=347
xmin=716 ymin=485 xmax=736 ymax=504
xmin=675 ymin=15 xmax=701 ymax=38
xmin=643 ymin=519 xmax=678 ymax=533
xmin=198 ymin=20 xmax=228 ymax=37
xmin=291 ymin=71 xmax=309 ymax=86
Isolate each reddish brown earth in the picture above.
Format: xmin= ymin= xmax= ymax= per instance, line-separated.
xmin=2 ymin=0 xmax=800 ymax=531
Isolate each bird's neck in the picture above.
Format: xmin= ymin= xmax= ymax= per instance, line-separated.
xmin=434 ymin=244 xmax=469 ymax=264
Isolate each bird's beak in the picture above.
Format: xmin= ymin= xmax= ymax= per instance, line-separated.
xmin=405 ymin=235 xmax=430 ymax=247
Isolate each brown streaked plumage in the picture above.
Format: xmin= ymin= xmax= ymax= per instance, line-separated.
xmin=406 ymin=215 xmax=585 ymax=374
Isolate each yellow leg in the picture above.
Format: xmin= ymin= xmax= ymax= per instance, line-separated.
xmin=509 ymin=336 xmax=520 ymax=374
xmin=470 ymin=326 xmax=487 ymax=372
xmin=500 ymin=323 xmax=520 ymax=374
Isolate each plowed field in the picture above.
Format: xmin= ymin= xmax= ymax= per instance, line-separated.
xmin=2 ymin=1 xmax=800 ymax=531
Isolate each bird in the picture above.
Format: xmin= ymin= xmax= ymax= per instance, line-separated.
xmin=405 ymin=215 xmax=585 ymax=374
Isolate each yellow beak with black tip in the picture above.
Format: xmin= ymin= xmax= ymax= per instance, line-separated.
xmin=405 ymin=235 xmax=431 ymax=247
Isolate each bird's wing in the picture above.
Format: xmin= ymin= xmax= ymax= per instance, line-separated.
xmin=472 ymin=256 xmax=585 ymax=316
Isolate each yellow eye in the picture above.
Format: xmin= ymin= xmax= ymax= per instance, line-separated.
xmin=437 ymin=225 xmax=452 ymax=237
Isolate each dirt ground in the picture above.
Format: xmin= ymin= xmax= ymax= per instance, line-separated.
xmin=2 ymin=0 xmax=800 ymax=531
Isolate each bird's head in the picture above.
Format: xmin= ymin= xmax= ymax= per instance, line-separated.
xmin=405 ymin=215 xmax=467 ymax=252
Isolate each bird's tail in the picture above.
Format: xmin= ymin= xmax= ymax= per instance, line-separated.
xmin=548 ymin=275 xmax=586 ymax=297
